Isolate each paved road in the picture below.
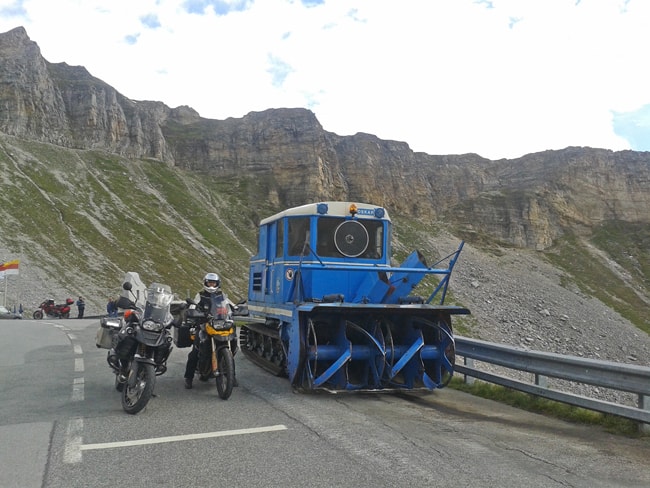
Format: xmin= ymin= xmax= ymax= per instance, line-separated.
xmin=1 ymin=319 xmax=649 ymax=487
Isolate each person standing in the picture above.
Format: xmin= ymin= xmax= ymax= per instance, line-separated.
xmin=183 ymin=272 xmax=238 ymax=389
xmin=107 ymin=297 xmax=118 ymax=317
xmin=76 ymin=296 xmax=85 ymax=318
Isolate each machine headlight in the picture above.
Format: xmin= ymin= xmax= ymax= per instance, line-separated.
xmin=142 ymin=320 xmax=163 ymax=331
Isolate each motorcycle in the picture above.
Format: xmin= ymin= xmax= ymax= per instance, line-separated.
xmin=184 ymin=293 xmax=237 ymax=400
xmin=105 ymin=281 xmax=174 ymax=414
xmin=33 ymin=298 xmax=73 ymax=319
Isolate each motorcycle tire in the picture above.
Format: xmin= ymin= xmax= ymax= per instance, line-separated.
xmin=33 ymin=310 xmax=43 ymax=320
xmin=215 ymin=348 xmax=235 ymax=400
xmin=121 ymin=363 xmax=155 ymax=414
xmin=62 ymin=312 xmax=70 ymax=319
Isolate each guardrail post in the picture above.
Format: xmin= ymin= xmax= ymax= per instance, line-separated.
xmin=640 ymin=394 xmax=650 ymax=434
xmin=463 ymin=357 xmax=475 ymax=385
xmin=535 ymin=373 xmax=547 ymax=389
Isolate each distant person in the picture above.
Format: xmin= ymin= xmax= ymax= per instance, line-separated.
xmin=107 ymin=297 xmax=118 ymax=317
xmin=76 ymin=296 xmax=85 ymax=318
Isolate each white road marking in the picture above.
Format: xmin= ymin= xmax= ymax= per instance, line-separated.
xmin=71 ymin=377 xmax=84 ymax=401
xmin=63 ymin=418 xmax=83 ymax=464
xmin=73 ymin=344 xmax=82 ymax=355
xmin=81 ymin=424 xmax=288 ymax=451
xmin=74 ymin=358 xmax=84 ymax=372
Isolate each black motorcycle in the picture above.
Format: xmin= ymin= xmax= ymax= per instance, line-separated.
xmin=106 ymin=281 xmax=174 ymax=414
xmin=185 ymin=293 xmax=237 ymax=400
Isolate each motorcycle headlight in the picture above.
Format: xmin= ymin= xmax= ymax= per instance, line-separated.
xmin=206 ymin=319 xmax=234 ymax=334
xmin=142 ymin=320 xmax=164 ymax=332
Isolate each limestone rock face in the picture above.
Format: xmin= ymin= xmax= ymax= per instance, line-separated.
xmin=0 ymin=27 xmax=68 ymax=140
xmin=0 ymin=26 xmax=178 ymax=161
xmin=2 ymin=26 xmax=650 ymax=250
xmin=446 ymin=148 xmax=650 ymax=249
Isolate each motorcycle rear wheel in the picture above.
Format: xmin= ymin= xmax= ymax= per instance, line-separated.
xmin=122 ymin=363 xmax=155 ymax=414
xmin=33 ymin=310 xmax=43 ymax=319
xmin=215 ymin=348 xmax=234 ymax=400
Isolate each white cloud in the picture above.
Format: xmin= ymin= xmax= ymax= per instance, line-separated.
xmin=0 ymin=0 xmax=648 ymax=159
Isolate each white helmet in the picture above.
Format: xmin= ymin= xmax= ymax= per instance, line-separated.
xmin=203 ymin=272 xmax=221 ymax=293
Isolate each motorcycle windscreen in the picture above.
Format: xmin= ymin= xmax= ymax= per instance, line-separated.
xmin=144 ymin=283 xmax=174 ymax=322
xmin=205 ymin=293 xmax=231 ymax=322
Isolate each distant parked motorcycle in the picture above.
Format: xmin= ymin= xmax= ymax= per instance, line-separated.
xmin=100 ymin=281 xmax=174 ymax=414
xmin=33 ymin=298 xmax=73 ymax=319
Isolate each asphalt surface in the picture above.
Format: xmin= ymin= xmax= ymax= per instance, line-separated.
xmin=1 ymin=318 xmax=649 ymax=488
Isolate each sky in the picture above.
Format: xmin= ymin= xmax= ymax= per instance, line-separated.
xmin=0 ymin=0 xmax=649 ymax=160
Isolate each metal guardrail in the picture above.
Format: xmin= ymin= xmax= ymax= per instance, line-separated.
xmin=454 ymin=337 xmax=650 ymax=427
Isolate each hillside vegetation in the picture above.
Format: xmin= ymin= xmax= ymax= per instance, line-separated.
xmin=0 ymin=135 xmax=257 ymax=307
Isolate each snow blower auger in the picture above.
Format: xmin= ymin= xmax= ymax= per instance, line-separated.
xmin=240 ymin=202 xmax=469 ymax=392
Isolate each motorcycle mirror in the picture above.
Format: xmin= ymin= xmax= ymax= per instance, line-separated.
xmin=122 ymin=282 xmax=133 ymax=291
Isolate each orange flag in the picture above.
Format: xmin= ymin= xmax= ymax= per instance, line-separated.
xmin=0 ymin=259 xmax=19 ymax=276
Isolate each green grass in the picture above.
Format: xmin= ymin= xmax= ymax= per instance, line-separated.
xmin=448 ymin=377 xmax=646 ymax=437
xmin=544 ymin=231 xmax=650 ymax=334
xmin=0 ymin=136 xmax=259 ymax=300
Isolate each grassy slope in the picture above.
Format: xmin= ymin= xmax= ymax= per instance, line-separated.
xmin=0 ymin=136 xmax=255 ymax=303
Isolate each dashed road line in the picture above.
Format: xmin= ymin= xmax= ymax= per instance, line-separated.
xmin=45 ymin=323 xmax=88 ymax=463
xmin=71 ymin=377 xmax=84 ymax=401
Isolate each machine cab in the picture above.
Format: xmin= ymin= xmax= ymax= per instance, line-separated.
xmin=248 ymin=202 xmax=391 ymax=306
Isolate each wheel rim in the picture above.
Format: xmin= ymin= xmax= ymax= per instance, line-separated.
xmin=121 ymin=363 xmax=155 ymax=413
xmin=124 ymin=369 xmax=147 ymax=407
xmin=215 ymin=348 xmax=234 ymax=399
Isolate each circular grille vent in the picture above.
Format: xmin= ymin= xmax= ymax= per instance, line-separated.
xmin=334 ymin=220 xmax=369 ymax=257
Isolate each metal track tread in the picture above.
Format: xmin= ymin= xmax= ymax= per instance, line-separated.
xmin=240 ymin=324 xmax=286 ymax=377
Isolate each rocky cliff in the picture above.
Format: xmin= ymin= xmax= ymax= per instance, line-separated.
xmin=3 ymin=26 xmax=650 ymax=253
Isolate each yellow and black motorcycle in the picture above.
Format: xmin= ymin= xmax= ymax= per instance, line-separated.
xmin=185 ymin=293 xmax=237 ymax=400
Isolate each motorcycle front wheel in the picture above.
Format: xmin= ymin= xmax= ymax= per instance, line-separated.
xmin=33 ymin=310 xmax=43 ymax=319
xmin=215 ymin=347 xmax=235 ymax=400
xmin=122 ymin=363 xmax=155 ymax=414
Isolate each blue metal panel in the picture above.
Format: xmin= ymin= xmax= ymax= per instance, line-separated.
xmin=382 ymin=250 xmax=428 ymax=304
